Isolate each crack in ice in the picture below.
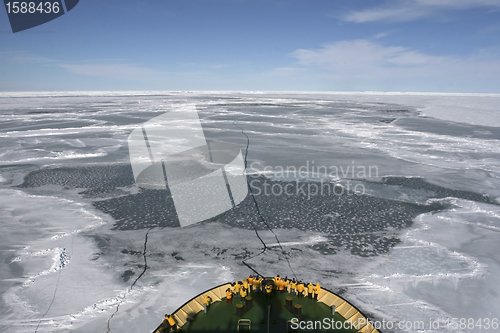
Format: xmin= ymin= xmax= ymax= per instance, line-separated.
xmin=106 ymin=227 xmax=152 ymax=333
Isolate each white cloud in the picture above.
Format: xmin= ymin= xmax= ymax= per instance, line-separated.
xmin=291 ymin=40 xmax=446 ymax=78
xmin=414 ymin=0 xmax=500 ymax=8
xmin=0 ymin=51 xmax=55 ymax=64
xmin=344 ymin=0 xmax=500 ymax=23
xmin=289 ymin=40 xmax=500 ymax=84
xmin=345 ymin=6 xmax=427 ymax=23
xmin=374 ymin=32 xmax=390 ymax=39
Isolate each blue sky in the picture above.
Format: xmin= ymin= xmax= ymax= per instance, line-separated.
xmin=1 ymin=0 xmax=500 ymax=92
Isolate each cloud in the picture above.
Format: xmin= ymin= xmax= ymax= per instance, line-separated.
xmin=345 ymin=6 xmax=427 ymax=23
xmin=344 ymin=0 xmax=500 ymax=23
xmin=291 ymin=40 xmax=446 ymax=78
xmin=288 ymin=39 xmax=500 ymax=86
xmin=0 ymin=51 xmax=55 ymax=64
xmin=374 ymin=32 xmax=390 ymax=39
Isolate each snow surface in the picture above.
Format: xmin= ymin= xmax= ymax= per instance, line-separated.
xmin=0 ymin=92 xmax=499 ymax=333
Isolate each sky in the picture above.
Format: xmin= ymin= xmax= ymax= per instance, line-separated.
xmin=1 ymin=0 xmax=500 ymax=92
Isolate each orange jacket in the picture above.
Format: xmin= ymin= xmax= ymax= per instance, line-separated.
xmin=265 ymin=285 xmax=273 ymax=293
xmin=166 ymin=315 xmax=176 ymax=326
xmin=274 ymin=276 xmax=280 ymax=286
xmin=278 ymin=279 xmax=285 ymax=290
xmin=226 ymin=290 xmax=233 ymax=299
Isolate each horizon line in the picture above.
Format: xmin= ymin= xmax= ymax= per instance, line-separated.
xmin=1 ymin=90 xmax=500 ymax=98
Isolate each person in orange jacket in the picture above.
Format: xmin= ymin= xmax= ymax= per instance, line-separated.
xmin=253 ymin=276 xmax=262 ymax=293
xmin=160 ymin=314 xmax=176 ymax=332
xmin=203 ymin=294 xmax=211 ymax=313
xmin=290 ymin=279 xmax=297 ymax=295
xmin=226 ymin=288 xmax=233 ymax=304
xmin=247 ymin=275 xmax=254 ymax=292
xmin=240 ymin=286 xmax=247 ymax=302
xmin=297 ymin=281 xmax=305 ymax=298
xmin=265 ymin=283 xmax=273 ymax=298
xmin=274 ymin=275 xmax=280 ymax=287
xmin=307 ymin=282 xmax=314 ymax=299
xmin=233 ymin=281 xmax=241 ymax=297
xmin=278 ymin=278 xmax=285 ymax=293
xmin=242 ymin=278 xmax=249 ymax=290
xmin=314 ymin=283 xmax=321 ymax=300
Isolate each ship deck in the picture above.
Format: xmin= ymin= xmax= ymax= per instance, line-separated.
xmin=154 ymin=279 xmax=381 ymax=333
xmin=186 ymin=289 xmax=358 ymax=333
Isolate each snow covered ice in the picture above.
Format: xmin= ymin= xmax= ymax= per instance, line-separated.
xmin=0 ymin=91 xmax=500 ymax=332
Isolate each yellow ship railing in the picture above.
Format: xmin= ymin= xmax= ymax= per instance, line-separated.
xmin=154 ymin=280 xmax=381 ymax=333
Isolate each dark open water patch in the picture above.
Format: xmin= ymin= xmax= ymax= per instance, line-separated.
xmin=17 ymin=164 xmax=135 ymax=195
xmin=199 ymin=176 xmax=443 ymax=256
xmin=121 ymin=270 xmax=135 ymax=283
xmin=93 ymin=188 xmax=180 ymax=229
xmin=395 ymin=117 xmax=500 ymax=140
xmin=381 ymin=176 xmax=496 ymax=204
xmin=17 ymin=164 xmax=496 ymax=257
